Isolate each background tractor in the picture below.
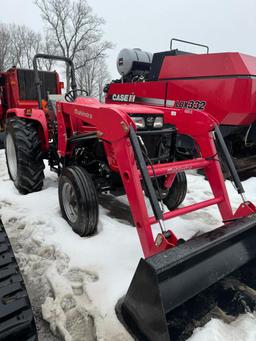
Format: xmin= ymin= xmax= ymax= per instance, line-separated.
xmin=106 ymin=38 xmax=256 ymax=176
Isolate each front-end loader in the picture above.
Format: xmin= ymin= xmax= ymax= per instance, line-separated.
xmin=3 ymin=53 xmax=256 ymax=340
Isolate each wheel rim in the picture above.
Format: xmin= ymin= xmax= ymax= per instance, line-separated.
xmin=62 ymin=182 xmax=78 ymax=223
xmin=153 ymin=178 xmax=169 ymax=200
xmin=6 ymin=134 xmax=18 ymax=180
xmin=156 ymin=188 xmax=169 ymax=200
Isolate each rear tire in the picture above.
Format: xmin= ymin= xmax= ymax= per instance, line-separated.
xmin=58 ymin=166 xmax=99 ymax=237
xmin=5 ymin=117 xmax=45 ymax=194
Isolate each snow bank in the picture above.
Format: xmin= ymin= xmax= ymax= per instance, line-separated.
xmin=190 ymin=313 xmax=256 ymax=341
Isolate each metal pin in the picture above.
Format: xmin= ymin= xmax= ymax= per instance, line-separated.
xmin=240 ymin=193 xmax=247 ymax=203
xmin=159 ymin=219 xmax=166 ymax=233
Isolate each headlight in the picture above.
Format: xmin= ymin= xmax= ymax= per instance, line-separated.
xmin=153 ymin=116 xmax=163 ymax=129
xmin=131 ymin=116 xmax=145 ymax=129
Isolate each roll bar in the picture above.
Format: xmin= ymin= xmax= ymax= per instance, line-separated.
xmin=33 ymin=54 xmax=77 ymax=109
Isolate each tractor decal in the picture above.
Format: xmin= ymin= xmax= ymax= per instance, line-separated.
xmin=174 ymin=100 xmax=207 ymax=110
xmin=111 ymin=94 xmax=165 ymax=106
xmin=111 ymin=94 xmax=136 ymax=102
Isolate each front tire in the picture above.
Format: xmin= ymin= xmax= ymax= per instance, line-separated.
xmin=152 ymin=172 xmax=187 ymax=210
xmin=5 ymin=117 xmax=45 ymax=194
xmin=58 ymin=166 xmax=99 ymax=236
xmin=162 ymin=172 xmax=187 ymax=210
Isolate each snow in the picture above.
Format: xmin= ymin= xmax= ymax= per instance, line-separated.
xmin=0 ymin=148 xmax=256 ymax=340
xmin=190 ymin=314 xmax=256 ymax=341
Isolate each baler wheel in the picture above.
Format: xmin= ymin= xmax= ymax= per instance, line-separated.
xmin=5 ymin=117 xmax=45 ymax=194
xmin=59 ymin=166 xmax=99 ymax=236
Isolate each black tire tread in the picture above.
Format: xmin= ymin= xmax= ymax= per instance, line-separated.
xmin=163 ymin=172 xmax=187 ymax=210
xmin=5 ymin=118 xmax=45 ymax=194
xmin=70 ymin=166 xmax=99 ymax=236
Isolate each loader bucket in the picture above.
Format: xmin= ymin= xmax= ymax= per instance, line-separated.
xmin=116 ymin=215 xmax=256 ymax=341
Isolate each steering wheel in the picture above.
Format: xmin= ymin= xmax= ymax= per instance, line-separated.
xmin=65 ymin=89 xmax=89 ymax=102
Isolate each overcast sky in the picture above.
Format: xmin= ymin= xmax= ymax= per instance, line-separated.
xmin=0 ymin=0 xmax=256 ymax=78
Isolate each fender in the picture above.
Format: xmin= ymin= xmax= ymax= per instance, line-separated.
xmin=6 ymin=108 xmax=49 ymax=151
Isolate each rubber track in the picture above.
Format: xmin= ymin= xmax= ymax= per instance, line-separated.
xmin=167 ymin=259 xmax=256 ymax=340
xmin=0 ymin=219 xmax=38 ymax=340
xmin=0 ymin=132 xmax=5 ymax=150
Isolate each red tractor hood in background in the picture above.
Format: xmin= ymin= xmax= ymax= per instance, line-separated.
xmin=107 ymin=52 xmax=256 ymax=126
xmin=159 ymin=52 xmax=256 ymax=79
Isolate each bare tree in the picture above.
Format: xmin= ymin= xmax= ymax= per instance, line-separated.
xmin=38 ymin=33 xmax=59 ymax=71
xmin=9 ymin=25 xmax=42 ymax=69
xmin=76 ymin=51 xmax=110 ymax=101
xmin=0 ymin=0 xmax=113 ymax=97
xmin=7 ymin=25 xmax=56 ymax=71
xmin=0 ymin=24 xmax=44 ymax=71
xmin=35 ymin=0 xmax=112 ymax=89
xmin=96 ymin=60 xmax=110 ymax=102
xmin=0 ymin=24 xmax=12 ymax=71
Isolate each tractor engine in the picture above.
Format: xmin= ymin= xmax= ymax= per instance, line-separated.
xmin=129 ymin=113 xmax=176 ymax=163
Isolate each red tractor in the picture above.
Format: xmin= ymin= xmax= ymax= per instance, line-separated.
xmin=106 ymin=38 xmax=256 ymax=175
xmin=3 ymin=55 xmax=187 ymax=214
xmin=3 ymin=54 xmax=256 ymax=340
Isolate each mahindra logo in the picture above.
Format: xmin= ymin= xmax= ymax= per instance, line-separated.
xmin=146 ymin=117 xmax=154 ymax=123
xmin=74 ymin=109 xmax=93 ymax=119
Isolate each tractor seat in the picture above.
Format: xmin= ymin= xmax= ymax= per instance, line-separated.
xmin=48 ymin=94 xmax=66 ymax=117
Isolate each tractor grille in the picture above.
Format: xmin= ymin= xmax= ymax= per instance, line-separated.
xmin=138 ymin=125 xmax=176 ymax=163
xmin=17 ymin=69 xmax=58 ymax=101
